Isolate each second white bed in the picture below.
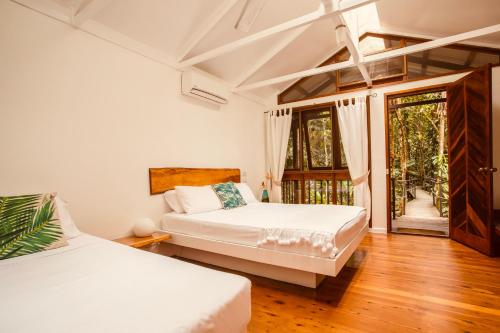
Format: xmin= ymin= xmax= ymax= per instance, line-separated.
xmin=162 ymin=203 xmax=367 ymax=259
xmin=0 ymin=234 xmax=251 ymax=333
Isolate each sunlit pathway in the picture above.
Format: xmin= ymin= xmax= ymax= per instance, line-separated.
xmin=405 ymin=187 xmax=440 ymax=217
xmin=392 ymin=187 xmax=448 ymax=236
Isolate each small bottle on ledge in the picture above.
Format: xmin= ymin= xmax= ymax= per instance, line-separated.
xmin=261 ymin=181 xmax=269 ymax=203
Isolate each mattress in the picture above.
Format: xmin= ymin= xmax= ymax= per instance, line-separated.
xmin=0 ymin=234 xmax=251 ymax=333
xmin=162 ymin=203 xmax=367 ymax=258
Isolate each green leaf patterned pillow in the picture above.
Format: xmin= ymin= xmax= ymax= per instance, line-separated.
xmin=0 ymin=193 xmax=68 ymax=260
xmin=211 ymin=182 xmax=247 ymax=210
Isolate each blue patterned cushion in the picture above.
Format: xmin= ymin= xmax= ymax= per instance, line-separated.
xmin=211 ymin=182 xmax=247 ymax=210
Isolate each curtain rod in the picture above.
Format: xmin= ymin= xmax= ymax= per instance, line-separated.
xmin=265 ymin=92 xmax=377 ymax=113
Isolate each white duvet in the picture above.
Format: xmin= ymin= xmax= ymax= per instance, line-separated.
xmin=0 ymin=234 xmax=251 ymax=333
xmin=163 ymin=203 xmax=367 ymax=258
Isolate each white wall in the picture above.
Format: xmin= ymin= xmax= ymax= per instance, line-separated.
xmin=0 ymin=2 xmax=266 ymax=239
xmin=280 ymin=69 xmax=500 ymax=231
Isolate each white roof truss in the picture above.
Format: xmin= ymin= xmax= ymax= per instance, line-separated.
xmin=324 ymin=0 xmax=372 ymax=86
xmin=232 ymin=24 xmax=310 ymax=87
xmin=177 ymin=0 xmax=240 ymax=62
xmin=177 ymin=0 xmax=380 ymax=68
xmin=234 ymin=23 xmax=500 ymax=92
xmin=71 ymin=0 xmax=113 ymax=26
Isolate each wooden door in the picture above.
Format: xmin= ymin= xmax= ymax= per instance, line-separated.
xmin=447 ymin=66 xmax=495 ymax=256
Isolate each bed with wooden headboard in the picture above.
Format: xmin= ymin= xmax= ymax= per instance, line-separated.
xmin=149 ymin=167 xmax=368 ymax=288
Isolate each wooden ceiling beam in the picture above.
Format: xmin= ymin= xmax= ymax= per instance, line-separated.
xmin=177 ymin=0 xmax=379 ymax=68
xmin=420 ymin=50 xmax=430 ymax=75
xmin=305 ymin=76 xmax=337 ymax=97
xmin=295 ymin=85 xmax=309 ymax=95
xmin=177 ymin=0 xmax=239 ymax=62
xmin=464 ymin=51 xmax=477 ymax=67
xmin=408 ymin=55 xmax=468 ymax=72
xmin=234 ymin=23 xmax=500 ymax=92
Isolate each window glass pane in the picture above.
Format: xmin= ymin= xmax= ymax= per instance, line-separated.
xmin=336 ymin=49 xmax=364 ymax=85
xmin=336 ymin=179 xmax=354 ymax=205
xmin=300 ymin=72 xmax=337 ymax=97
xmin=359 ymin=35 xmax=400 ymax=55
xmin=407 ymin=42 xmax=500 ymax=79
xmin=339 ymin=66 xmax=364 ymax=85
xmin=366 ymin=56 xmax=404 ymax=79
xmin=304 ymin=110 xmax=332 ymax=168
xmin=302 ymin=126 xmax=309 ymax=171
xmin=340 ymin=141 xmax=348 ymax=168
xmin=285 ymin=114 xmax=300 ymax=170
xmin=280 ymin=87 xmax=305 ymax=103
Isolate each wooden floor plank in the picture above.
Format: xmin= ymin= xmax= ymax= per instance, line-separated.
xmin=246 ymin=233 xmax=500 ymax=332
xmin=165 ymin=233 xmax=500 ymax=332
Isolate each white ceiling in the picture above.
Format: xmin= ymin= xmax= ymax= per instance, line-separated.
xmin=17 ymin=0 xmax=500 ymax=101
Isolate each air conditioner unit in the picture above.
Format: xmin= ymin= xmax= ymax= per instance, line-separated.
xmin=181 ymin=69 xmax=229 ymax=105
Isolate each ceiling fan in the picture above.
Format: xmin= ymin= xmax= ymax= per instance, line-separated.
xmin=234 ymin=0 xmax=268 ymax=32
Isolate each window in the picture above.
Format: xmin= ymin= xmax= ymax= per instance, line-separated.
xmin=278 ymin=33 xmax=500 ymax=104
xmin=281 ymin=105 xmax=353 ymax=205
xmin=406 ymin=43 xmax=500 ymax=79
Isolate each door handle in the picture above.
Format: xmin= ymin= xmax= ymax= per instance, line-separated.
xmin=491 ymin=167 xmax=498 ymax=173
xmin=478 ymin=167 xmax=487 ymax=173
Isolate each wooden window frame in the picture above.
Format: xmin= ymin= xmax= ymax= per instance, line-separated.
xmin=282 ymin=98 xmax=373 ymax=227
xmin=278 ymin=32 xmax=500 ymax=105
xmin=285 ymin=104 xmax=347 ymax=172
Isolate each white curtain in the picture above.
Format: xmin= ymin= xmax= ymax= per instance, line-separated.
xmin=265 ymin=108 xmax=292 ymax=203
xmin=337 ymin=97 xmax=371 ymax=220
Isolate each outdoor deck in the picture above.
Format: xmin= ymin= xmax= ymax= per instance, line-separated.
xmin=392 ymin=187 xmax=449 ymax=236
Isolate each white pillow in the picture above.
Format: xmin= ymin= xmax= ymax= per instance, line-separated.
xmin=175 ymin=185 xmax=222 ymax=214
xmin=163 ymin=190 xmax=185 ymax=214
xmin=54 ymin=196 xmax=81 ymax=239
xmin=235 ymin=183 xmax=258 ymax=204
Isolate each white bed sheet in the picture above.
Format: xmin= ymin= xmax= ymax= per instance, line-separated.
xmin=0 ymin=234 xmax=251 ymax=333
xmin=162 ymin=203 xmax=367 ymax=258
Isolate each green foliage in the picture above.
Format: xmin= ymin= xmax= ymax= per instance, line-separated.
xmin=390 ymin=91 xmax=449 ymax=218
xmin=0 ymin=194 xmax=63 ymax=260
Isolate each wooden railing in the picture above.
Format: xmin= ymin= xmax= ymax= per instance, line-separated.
xmin=281 ymin=171 xmax=353 ymax=205
xmin=424 ymin=177 xmax=449 ymax=217
xmin=391 ymin=177 xmax=418 ymax=218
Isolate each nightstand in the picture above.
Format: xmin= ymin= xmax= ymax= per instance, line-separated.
xmin=114 ymin=232 xmax=171 ymax=249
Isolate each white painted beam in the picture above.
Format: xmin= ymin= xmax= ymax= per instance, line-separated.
xmin=234 ymin=23 xmax=500 ymax=91
xmin=329 ymin=1 xmax=373 ymax=87
xmin=235 ymin=0 xmax=268 ymax=32
xmin=235 ymin=59 xmax=355 ymax=91
xmin=365 ymin=23 xmax=500 ymax=62
xmin=232 ymin=25 xmax=310 ymax=87
xmin=177 ymin=0 xmax=239 ymax=62
xmin=71 ymin=0 xmax=113 ymax=26
xmin=178 ymin=0 xmax=379 ymax=68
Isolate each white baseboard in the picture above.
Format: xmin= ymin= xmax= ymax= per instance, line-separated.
xmin=369 ymin=227 xmax=387 ymax=234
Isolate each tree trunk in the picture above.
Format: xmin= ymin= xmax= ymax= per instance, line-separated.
xmin=322 ymin=118 xmax=328 ymax=166
xmin=395 ymin=109 xmax=408 ymax=216
xmin=436 ymin=103 xmax=446 ymax=213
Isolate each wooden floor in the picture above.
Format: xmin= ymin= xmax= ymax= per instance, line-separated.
xmin=245 ymin=233 xmax=500 ymax=332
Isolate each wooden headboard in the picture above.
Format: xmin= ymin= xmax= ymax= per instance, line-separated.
xmin=149 ymin=167 xmax=241 ymax=195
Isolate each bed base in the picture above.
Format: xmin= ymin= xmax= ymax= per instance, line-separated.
xmin=159 ymin=223 xmax=368 ymax=288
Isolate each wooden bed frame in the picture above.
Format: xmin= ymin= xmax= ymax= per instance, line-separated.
xmin=149 ymin=167 xmax=368 ymax=288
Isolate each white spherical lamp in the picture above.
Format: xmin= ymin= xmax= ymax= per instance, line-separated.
xmin=133 ymin=218 xmax=156 ymax=237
